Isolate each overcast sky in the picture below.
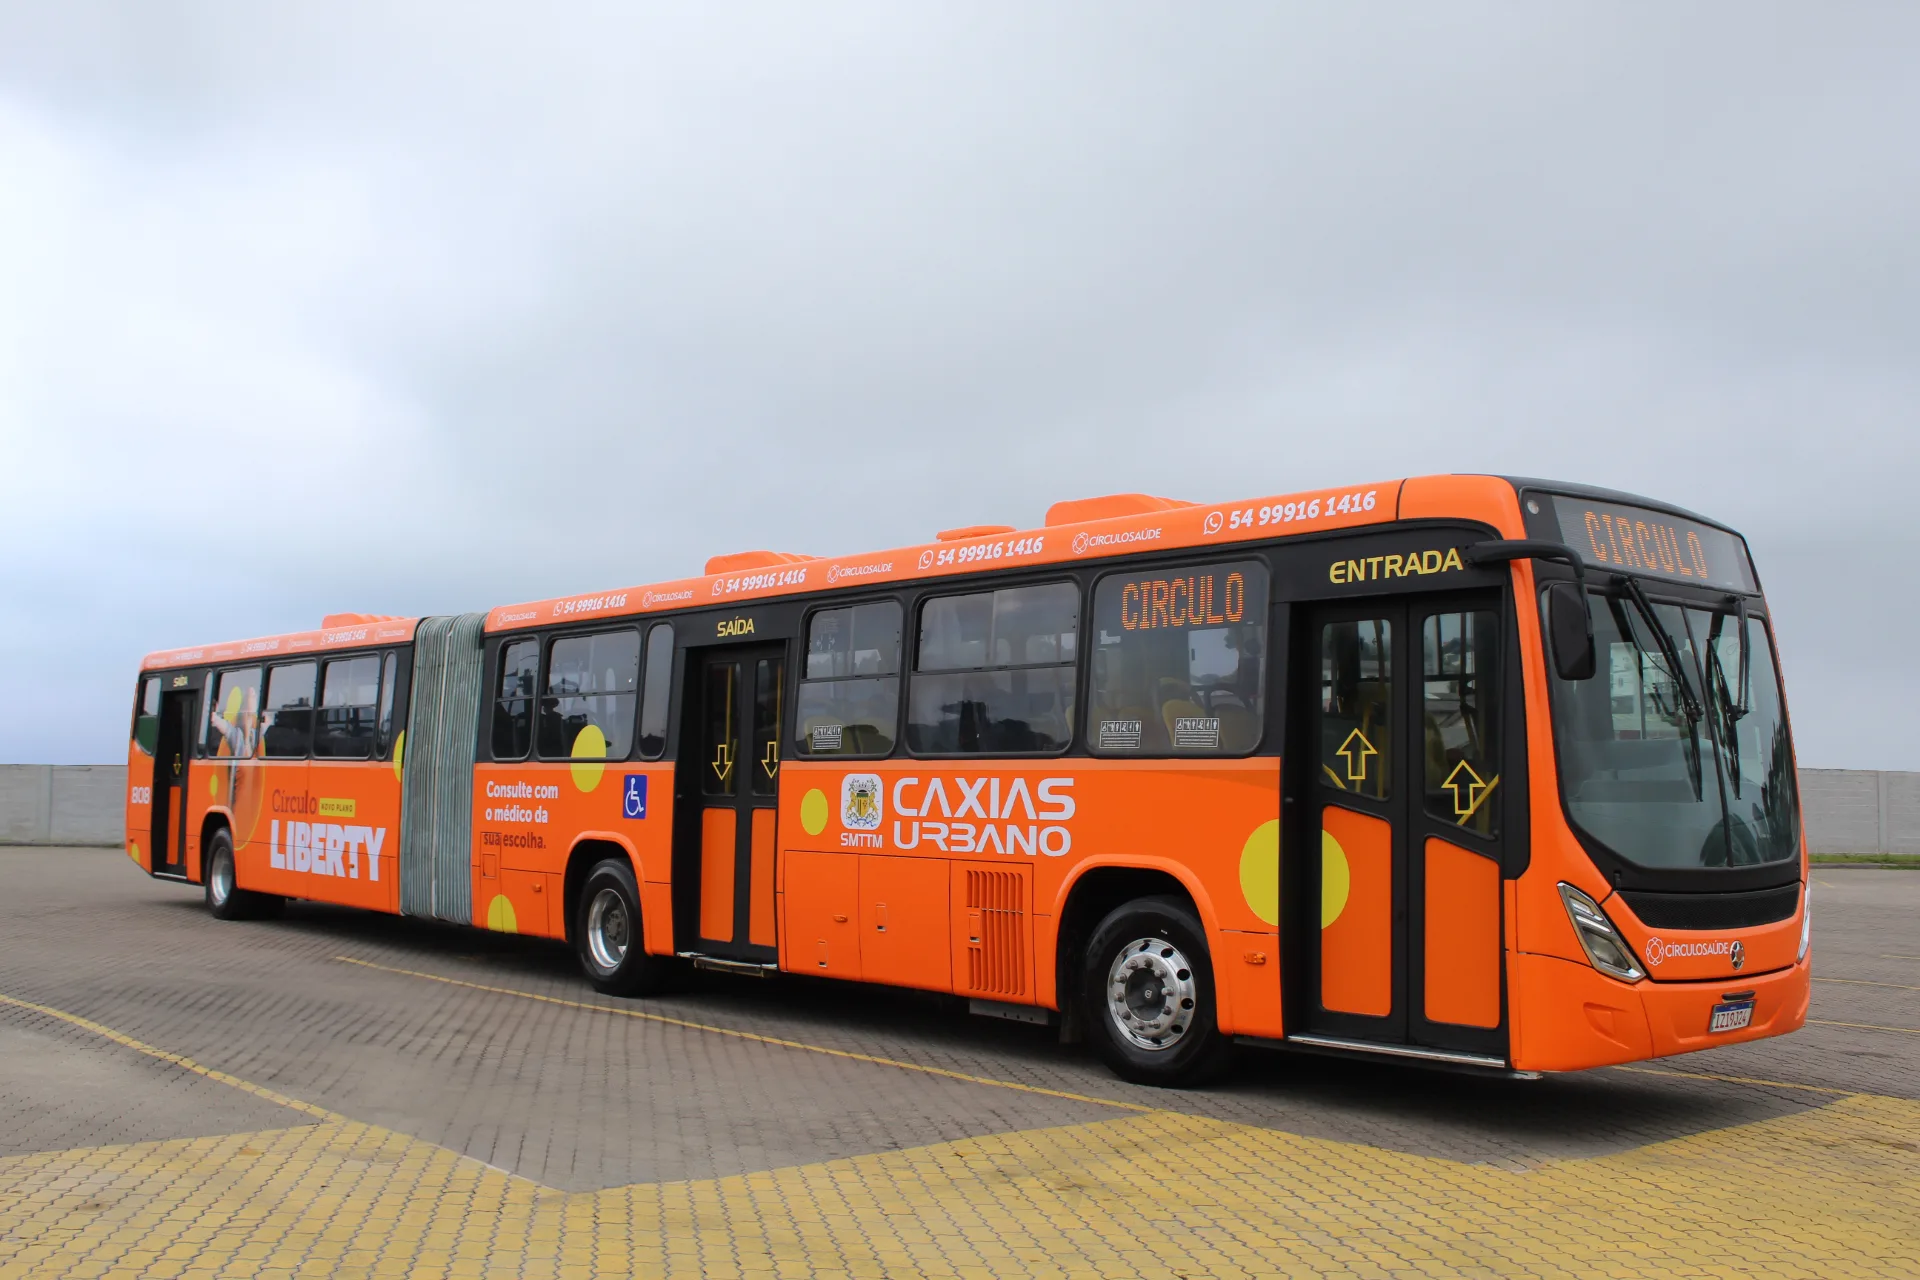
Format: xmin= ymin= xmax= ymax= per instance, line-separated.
xmin=2 ymin=3 xmax=1915 ymax=768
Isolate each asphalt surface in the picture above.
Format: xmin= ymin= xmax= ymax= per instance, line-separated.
xmin=0 ymin=850 xmax=1910 ymax=1192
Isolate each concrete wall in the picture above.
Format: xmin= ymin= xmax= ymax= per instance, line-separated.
xmin=2 ymin=762 xmax=1915 ymax=855
xmin=0 ymin=766 xmax=128 ymax=846
xmin=1799 ymin=768 xmax=1920 ymax=856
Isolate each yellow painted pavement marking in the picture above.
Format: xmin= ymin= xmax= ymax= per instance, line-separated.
xmin=0 ymin=991 xmax=340 ymax=1122
xmin=1811 ymin=1017 xmax=1920 ymax=1036
xmin=2 ymin=1088 xmax=1916 ymax=1277
xmin=3 ymin=987 xmax=1918 ymax=1277
xmin=1818 ymin=976 xmax=1920 ymax=992
xmin=334 ymin=954 xmax=1162 ymax=1114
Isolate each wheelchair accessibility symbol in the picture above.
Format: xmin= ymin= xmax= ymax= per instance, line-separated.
xmin=622 ymin=774 xmax=648 ymax=820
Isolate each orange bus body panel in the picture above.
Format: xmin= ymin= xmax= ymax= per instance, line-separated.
xmin=782 ymin=849 xmax=860 ymax=978
xmin=125 ymin=743 xmax=153 ymax=870
xmin=699 ymin=809 xmax=737 ymax=943
xmin=859 ymin=854 xmax=951 ymax=991
xmin=1423 ymin=838 xmax=1501 ymax=1029
xmin=749 ymin=809 xmax=778 ymax=947
xmin=1320 ymin=805 xmax=1393 ymax=1017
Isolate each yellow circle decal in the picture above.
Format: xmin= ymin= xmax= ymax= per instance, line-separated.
xmin=1238 ymin=819 xmax=1280 ymax=926
xmin=129 ymin=841 xmax=141 ymax=864
xmin=1321 ymin=829 xmax=1351 ymax=928
xmin=225 ymin=687 xmax=244 ymax=723
xmin=570 ymin=724 xmax=607 ymax=792
xmin=207 ymin=770 xmax=221 ymax=800
xmin=801 ymin=788 xmax=829 ymax=837
xmin=486 ymin=893 xmax=519 ymax=933
xmin=392 ymin=729 xmax=406 ymax=781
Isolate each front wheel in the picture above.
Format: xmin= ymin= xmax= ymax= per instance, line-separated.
xmin=575 ymin=858 xmax=682 ymax=996
xmin=1082 ymin=895 xmax=1233 ymax=1086
xmin=204 ymin=829 xmax=284 ymax=921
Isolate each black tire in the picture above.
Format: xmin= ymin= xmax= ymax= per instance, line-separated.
xmin=1082 ymin=895 xmax=1234 ymax=1086
xmin=203 ymin=829 xmax=251 ymax=921
xmin=575 ymin=858 xmax=681 ymax=996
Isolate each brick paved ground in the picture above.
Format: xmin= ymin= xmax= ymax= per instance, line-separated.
xmin=0 ymin=849 xmax=1914 ymax=1278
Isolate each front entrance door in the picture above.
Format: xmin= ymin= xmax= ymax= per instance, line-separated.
xmin=151 ymin=690 xmax=197 ymax=875
xmin=682 ymin=644 xmax=785 ymax=962
xmin=1297 ymin=594 xmax=1509 ymax=1059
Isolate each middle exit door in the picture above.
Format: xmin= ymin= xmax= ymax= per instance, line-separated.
xmin=684 ymin=643 xmax=785 ymax=962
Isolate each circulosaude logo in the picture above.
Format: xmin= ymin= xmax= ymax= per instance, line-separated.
xmin=1071 ymin=527 xmax=1162 ymax=556
xmin=1645 ymin=936 xmax=1742 ymax=966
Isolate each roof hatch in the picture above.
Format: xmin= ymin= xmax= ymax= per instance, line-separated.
xmin=1043 ymin=493 xmax=1194 ymax=526
xmin=704 ymin=550 xmax=817 ymax=576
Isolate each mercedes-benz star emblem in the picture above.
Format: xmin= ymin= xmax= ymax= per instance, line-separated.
xmin=1730 ymin=941 xmax=1745 ymax=971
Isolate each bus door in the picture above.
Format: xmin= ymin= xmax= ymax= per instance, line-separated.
xmin=678 ymin=642 xmax=786 ymax=964
xmin=1298 ymin=593 xmax=1509 ymax=1061
xmin=151 ymin=689 xmax=198 ymax=876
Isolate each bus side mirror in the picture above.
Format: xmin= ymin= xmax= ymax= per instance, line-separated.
xmin=1546 ymin=582 xmax=1597 ymax=681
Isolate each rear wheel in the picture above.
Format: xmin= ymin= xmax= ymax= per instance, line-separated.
xmin=575 ymin=858 xmax=681 ymax=996
xmin=1082 ymin=895 xmax=1233 ymax=1086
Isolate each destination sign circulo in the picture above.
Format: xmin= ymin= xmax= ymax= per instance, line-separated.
xmin=1552 ymin=498 xmax=1755 ymax=593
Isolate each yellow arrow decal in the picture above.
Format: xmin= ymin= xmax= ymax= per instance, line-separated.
xmin=1335 ymin=729 xmax=1377 ymax=783
xmin=1443 ymin=760 xmax=1500 ymax=823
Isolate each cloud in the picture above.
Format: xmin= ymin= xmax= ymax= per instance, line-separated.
xmin=1 ymin=3 xmax=1915 ymax=765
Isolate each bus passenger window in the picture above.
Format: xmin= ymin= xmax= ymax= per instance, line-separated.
xmin=1320 ymin=621 xmax=1392 ymax=799
xmin=206 ymin=667 xmax=262 ymax=759
xmin=796 ymin=602 xmax=901 ymax=756
xmin=637 ymin=624 xmax=673 ymax=758
xmin=538 ymin=630 xmax=639 ymax=760
xmin=314 ymin=655 xmax=382 ymax=759
xmin=492 ymin=639 xmax=539 ymax=760
xmin=133 ymin=677 xmax=161 ymax=755
xmin=1089 ymin=562 xmax=1267 ymax=756
xmin=262 ymin=663 xmax=317 ymax=759
xmin=907 ymin=583 xmax=1078 ymax=755
xmin=376 ymin=651 xmax=405 ymax=757
xmin=1421 ymin=610 xmax=1500 ymax=835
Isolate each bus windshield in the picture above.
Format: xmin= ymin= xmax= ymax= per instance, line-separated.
xmin=1549 ymin=594 xmax=1799 ymax=870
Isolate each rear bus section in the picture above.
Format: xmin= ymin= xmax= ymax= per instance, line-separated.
xmin=131 ymin=618 xmax=421 ymax=919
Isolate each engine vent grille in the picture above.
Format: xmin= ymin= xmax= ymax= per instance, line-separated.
xmin=963 ymin=869 xmax=1026 ymax=997
xmin=1617 ymin=882 xmax=1800 ymax=931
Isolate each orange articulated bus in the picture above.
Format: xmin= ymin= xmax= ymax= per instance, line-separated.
xmin=126 ymin=475 xmax=1810 ymax=1084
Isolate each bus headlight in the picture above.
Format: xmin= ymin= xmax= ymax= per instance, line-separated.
xmin=1798 ymin=886 xmax=1811 ymax=964
xmin=1558 ymin=883 xmax=1646 ymax=983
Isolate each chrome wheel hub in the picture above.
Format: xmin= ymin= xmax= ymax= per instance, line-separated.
xmin=1107 ymin=936 xmax=1197 ymax=1051
xmin=586 ymin=888 xmax=631 ymax=972
xmin=210 ymin=852 xmax=233 ymax=905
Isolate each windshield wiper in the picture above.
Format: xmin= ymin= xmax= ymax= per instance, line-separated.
xmin=1730 ymin=594 xmax=1751 ymax=719
xmin=1704 ymin=604 xmax=1749 ymax=797
xmin=1616 ymin=574 xmax=1702 ymax=724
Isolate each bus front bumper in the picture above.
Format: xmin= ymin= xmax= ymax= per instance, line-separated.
xmin=1510 ymin=950 xmax=1811 ymax=1074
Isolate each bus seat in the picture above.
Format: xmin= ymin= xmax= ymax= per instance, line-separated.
xmin=1216 ymin=704 xmax=1260 ymax=752
xmin=1161 ymin=699 xmax=1206 ymax=744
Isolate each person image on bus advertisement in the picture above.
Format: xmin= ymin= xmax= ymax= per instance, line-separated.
xmin=210 ymin=684 xmax=259 ymax=759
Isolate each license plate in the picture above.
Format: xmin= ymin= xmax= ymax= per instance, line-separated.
xmin=1709 ymin=1000 xmax=1755 ymax=1034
